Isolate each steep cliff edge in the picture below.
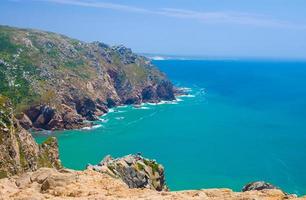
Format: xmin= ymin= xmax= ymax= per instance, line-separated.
xmin=0 ymin=167 xmax=303 ymax=200
xmin=0 ymin=95 xmax=61 ymax=178
xmin=0 ymin=25 xmax=175 ymax=130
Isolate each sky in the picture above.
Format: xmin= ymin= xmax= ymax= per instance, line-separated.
xmin=1 ymin=0 xmax=306 ymax=59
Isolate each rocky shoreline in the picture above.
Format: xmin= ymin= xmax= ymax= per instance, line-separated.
xmin=18 ymin=87 xmax=184 ymax=133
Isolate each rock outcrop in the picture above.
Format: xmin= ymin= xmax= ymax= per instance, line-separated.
xmin=0 ymin=25 xmax=176 ymax=131
xmin=0 ymin=167 xmax=304 ymax=200
xmin=242 ymin=181 xmax=278 ymax=192
xmin=0 ymin=95 xmax=61 ymax=178
xmin=87 ymin=154 xmax=167 ymax=191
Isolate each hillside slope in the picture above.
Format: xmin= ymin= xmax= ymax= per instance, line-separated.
xmin=0 ymin=25 xmax=175 ymax=130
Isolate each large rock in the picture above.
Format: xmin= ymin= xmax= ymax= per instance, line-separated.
xmin=156 ymin=81 xmax=175 ymax=101
xmin=75 ymin=98 xmax=98 ymax=121
xmin=242 ymin=181 xmax=278 ymax=192
xmin=17 ymin=113 xmax=33 ymax=130
xmin=87 ymin=154 xmax=168 ymax=191
xmin=23 ymin=105 xmax=56 ymax=130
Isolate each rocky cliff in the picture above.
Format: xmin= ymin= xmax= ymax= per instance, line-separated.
xmin=0 ymin=25 xmax=175 ymax=131
xmin=0 ymin=95 xmax=61 ymax=178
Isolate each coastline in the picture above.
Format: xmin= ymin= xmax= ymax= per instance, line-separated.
xmin=36 ymin=87 xmax=189 ymax=133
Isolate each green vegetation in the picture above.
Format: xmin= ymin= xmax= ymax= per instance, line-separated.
xmin=64 ymin=59 xmax=84 ymax=68
xmin=0 ymin=170 xmax=7 ymax=179
xmin=136 ymin=162 xmax=145 ymax=171
xmin=124 ymin=64 xmax=147 ymax=84
xmin=47 ymin=48 xmax=59 ymax=58
xmin=0 ymin=32 xmax=19 ymax=55
xmin=0 ymin=25 xmax=169 ymax=119
xmin=38 ymin=153 xmax=53 ymax=168
xmin=144 ymin=159 xmax=159 ymax=173
xmin=112 ymin=53 xmax=122 ymax=66
xmin=19 ymin=145 xmax=28 ymax=169
xmin=0 ymin=95 xmax=13 ymax=130
xmin=42 ymin=137 xmax=56 ymax=146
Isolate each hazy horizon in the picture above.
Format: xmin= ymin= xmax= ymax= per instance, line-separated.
xmin=1 ymin=0 xmax=306 ymax=59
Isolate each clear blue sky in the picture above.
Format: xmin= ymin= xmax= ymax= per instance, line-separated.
xmin=1 ymin=0 xmax=306 ymax=59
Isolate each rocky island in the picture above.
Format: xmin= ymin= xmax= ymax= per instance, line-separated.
xmin=1 ymin=26 xmax=305 ymax=199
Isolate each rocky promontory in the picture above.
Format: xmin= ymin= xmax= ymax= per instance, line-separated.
xmin=87 ymin=154 xmax=167 ymax=191
xmin=0 ymin=25 xmax=176 ymax=131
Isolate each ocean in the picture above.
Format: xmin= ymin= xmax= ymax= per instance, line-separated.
xmin=35 ymin=59 xmax=306 ymax=195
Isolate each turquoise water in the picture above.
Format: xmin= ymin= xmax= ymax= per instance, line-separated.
xmin=35 ymin=60 xmax=306 ymax=195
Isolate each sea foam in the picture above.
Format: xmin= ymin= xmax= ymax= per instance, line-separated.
xmin=82 ymin=124 xmax=102 ymax=130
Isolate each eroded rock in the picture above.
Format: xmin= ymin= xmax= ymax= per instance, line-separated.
xmin=242 ymin=181 xmax=278 ymax=192
xmin=87 ymin=154 xmax=167 ymax=191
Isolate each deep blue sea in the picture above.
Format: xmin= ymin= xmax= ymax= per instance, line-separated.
xmin=36 ymin=60 xmax=306 ymax=195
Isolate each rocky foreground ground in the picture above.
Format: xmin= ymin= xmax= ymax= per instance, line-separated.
xmin=0 ymin=167 xmax=304 ymax=200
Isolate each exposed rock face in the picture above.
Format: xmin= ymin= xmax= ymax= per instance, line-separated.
xmin=87 ymin=154 xmax=167 ymax=191
xmin=0 ymin=95 xmax=61 ymax=178
xmin=242 ymin=181 xmax=278 ymax=192
xmin=0 ymin=25 xmax=176 ymax=131
xmin=0 ymin=168 xmax=304 ymax=200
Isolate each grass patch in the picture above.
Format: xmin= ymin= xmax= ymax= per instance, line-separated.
xmin=143 ymin=159 xmax=160 ymax=173
xmin=0 ymin=170 xmax=7 ymax=179
xmin=137 ymin=162 xmax=145 ymax=171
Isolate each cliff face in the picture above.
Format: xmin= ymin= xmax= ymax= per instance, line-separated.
xmin=0 ymin=95 xmax=61 ymax=178
xmin=0 ymin=25 xmax=175 ymax=130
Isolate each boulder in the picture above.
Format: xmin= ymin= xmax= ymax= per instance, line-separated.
xmin=75 ymin=98 xmax=98 ymax=121
xmin=15 ymin=173 xmax=32 ymax=189
xmin=242 ymin=181 xmax=278 ymax=192
xmin=17 ymin=113 xmax=33 ymax=130
xmin=141 ymin=86 xmax=157 ymax=101
xmin=40 ymin=170 xmax=76 ymax=192
xmin=25 ymin=106 xmax=41 ymax=122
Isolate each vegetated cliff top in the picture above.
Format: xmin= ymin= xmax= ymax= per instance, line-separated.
xmin=0 ymin=25 xmax=173 ymax=107
xmin=0 ymin=25 xmax=175 ymax=130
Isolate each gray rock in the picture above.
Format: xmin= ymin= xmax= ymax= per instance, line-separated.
xmin=242 ymin=181 xmax=277 ymax=192
xmin=89 ymin=154 xmax=167 ymax=191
